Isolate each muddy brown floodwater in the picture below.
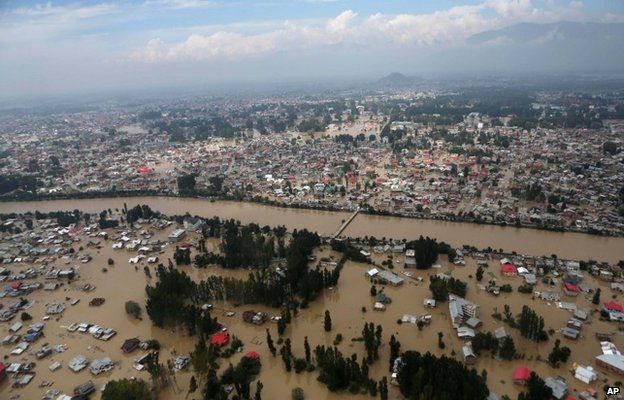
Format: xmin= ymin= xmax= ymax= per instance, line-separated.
xmin=1 ymin=198 xmax=624 ymax=400
xmin=1 ymin=196 xmax=623 ymax=262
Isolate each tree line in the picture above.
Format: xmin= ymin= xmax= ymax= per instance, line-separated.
xmin=397 ymin=351 xmax=489 ymax=400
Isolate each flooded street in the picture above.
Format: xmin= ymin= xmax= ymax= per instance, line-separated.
xmin=3 ymin=234 xmax=624 ymax=400
xmin=1 ymin=196 xmax=623 ymax=262
xmin=2 ymin=197 xmax=624 ymax=400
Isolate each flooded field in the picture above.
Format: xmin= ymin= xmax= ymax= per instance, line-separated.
xmin=1 ymin=196 xmax=624 ymax=262
xmin=3 ymin=227 xmax=624 ymax=400
xmin=2 ymin=198 xmax=624 ymax=400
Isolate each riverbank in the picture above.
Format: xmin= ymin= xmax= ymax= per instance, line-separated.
xmin=1 ymin=195 xmax=623 ymax=263
xmin=1 ymin=190 xmax=622 ymax=238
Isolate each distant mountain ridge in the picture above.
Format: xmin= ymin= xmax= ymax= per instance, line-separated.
xmin=468 ymin=21 xmax=624 ymax=45
xmin=376 ymin=72 xmax=421 ymax=87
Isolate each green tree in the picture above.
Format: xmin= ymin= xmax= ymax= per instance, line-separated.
xmin=292 ymin=387 xmax=305 ymax=400
xmin=102 ymin=378 xmax=152 ymax=400
xmin=548 ymin=339 xmax=571 ymax=368
xmin=389 ymin=334 xmax=401 ymax=371
xmin=379 ymin=377 xmax=388 ymax=400
xmin=177 ymin=173 xmax=197 ymax=194
xmin=188 ymin=376 xmax=197 ymax=394
xmin=500 ymin=337 xmax=516 ymax=360
xmin=603 ymin=140 xmax=619 ymax=155
xmin=125 ymin=300 xmax=141 ymax=319
xmin=476 ymin=266 xmax=484 ymax=281
xmin=397 ymin=351 xmax=489 ymax=399
xmin=518 ymin=372 xmax=552 ymax=400
xmin=255 ymin=381 xmax=263 ymax=400
xmin=324 ymin=310 xmax=332 ymax=332
xmin=592 ymin=288 xmax=601 ymax=305
xmin=277 ymin=317 xmax=286 ymax=336
xmin=429 ymin=276 xmax=449 ymax=301
xmin=266 ymin=329 xmax=276 ymax=356
xmin=304 ymin=336 xmax=311 ymax=363
xmin=437 ymin=332 xmax=445 ymax=349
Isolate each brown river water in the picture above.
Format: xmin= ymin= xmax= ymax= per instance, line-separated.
xmin=1 ymin=197 xmax=624 ymax=400
xmin=1 ymin=196 xmax=623 ymax=262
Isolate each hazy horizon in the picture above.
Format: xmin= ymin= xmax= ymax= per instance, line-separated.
xmin=1 ymin=0 xmax=624 ymax=101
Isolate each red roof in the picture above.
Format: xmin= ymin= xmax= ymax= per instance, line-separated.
xmin=604 ymin=300 xmax=624 ymax=312
xmin=564 ymin=282 xmax=580 ymax=292
xmin=501 ymin=264 xmax=517 ymax=273
xmin=0 ymin=362 xmax=6 ymax=374
xmin=137 ymin=165 xmax=153 ymax=174
xmin=243 ymin=351 xmax=260 ymax=360
xmin=10 ymin=281 xmax=22 ymax=290
xmin=513 ymin=367 xmax=531 ymax=381
xmin=68 ymin=227 xmax=81 ymax=235
xmin=209 ymin=331 xmax=230 ymax=347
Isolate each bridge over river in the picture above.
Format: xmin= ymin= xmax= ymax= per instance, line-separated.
xmin=331 ymin=207 xmax=360 ymax=239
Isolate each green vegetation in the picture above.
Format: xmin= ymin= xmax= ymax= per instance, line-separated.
xmin=389 ymin=335 xmax=401 ymax=371
xmin=499 ymin=337 xmax=516 ymax=360
xmin=292 ymin=387 xmax=305 ymax=400
xmin=396 ymin=351 xmax=489 ymax=400
xmin=519 ymin=305 xmax=548 ymax=342
xmin=517 ymin=372 xmax=552 ymax=400
xmin=314 ymin=345 xmax=377 ymax=393
xmin=518 ymin=284 xmax=533 ymax=294
xmin=429 ymin=275 xmax=467 ymax=301
xmin=101 ymin=378 xmax=152 ymax=400
xmin=0 ymin=174 xmax=39 ymax=195
xmin=405 ymin=236 xmax=439 ymax=269
xmin=476 ymin=266 xmax=484 ymax=281
xmin=177 ymin=173 xmax=197 ymax=194
xmin=126 ymin=204 xmax=158 ymax=224
xmin=220 ymin=219 xmax=277 ymax=268
xmin=324 ymin=310 xmax=332 ymax=332
xmin=361 ymin=322 xmax=383 ymax=363
xmin=592 ymin=288 xmax=601 ymax=305
xmin=471 ymin=332 xmax=499 ymax=356
xmin=266 ymin=329 xmax=276 ymax=356
xmin=603 ymin=140 xmax=619 ymax=155
xmin=125 ymin=300 xmax=141 ymax=319
xmin=330 ymin=239 xmax=370 ymax=263
xmin=548 ymin=339 xmax=571 ymax=367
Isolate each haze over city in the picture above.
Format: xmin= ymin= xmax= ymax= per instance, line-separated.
xmin=1 ymin=0 xmax=624 ymax=99
xmin=2 ymin=1 xmax=624 ymax=400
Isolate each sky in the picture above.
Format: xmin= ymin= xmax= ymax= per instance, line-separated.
xmin=1 ymin=0 xmax=623 ymax=99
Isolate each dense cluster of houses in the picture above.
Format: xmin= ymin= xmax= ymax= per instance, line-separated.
xmin=2 ymin=91 xmax=623 ymax=237
xmin=0 ymin=212 xmax=201 ymax=397
xmin=358 ymin=238 xmax=624 ymax=400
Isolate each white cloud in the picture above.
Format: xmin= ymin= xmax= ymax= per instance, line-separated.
xmin=327 ymin=10 xmax=356 ymax=34
xmin=0 ymin=2 xmax=120 ymax=44
xmin=132 ymin=2 xmax=498 ymax=62
xmin=8 ymin=2 xmax=118 ymax=21
xmin=1 ymin=0 xmax=622 ymax=98
xmin=132 ymin=0 xmax=600 ymax=63
xmin=141 ymin=0 xmax=221 ymax=10
xmin=486 ymin=0 xmax=534 ymax=18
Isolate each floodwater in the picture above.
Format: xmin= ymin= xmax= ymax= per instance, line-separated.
xmin=2 ymin=219 xmax=624 ymax=400
xmin=1 ymin=197 xmax=624 ymax=262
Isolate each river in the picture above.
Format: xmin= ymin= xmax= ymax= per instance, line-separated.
xmin=1 ymin=196 xmax=623 ymax=263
